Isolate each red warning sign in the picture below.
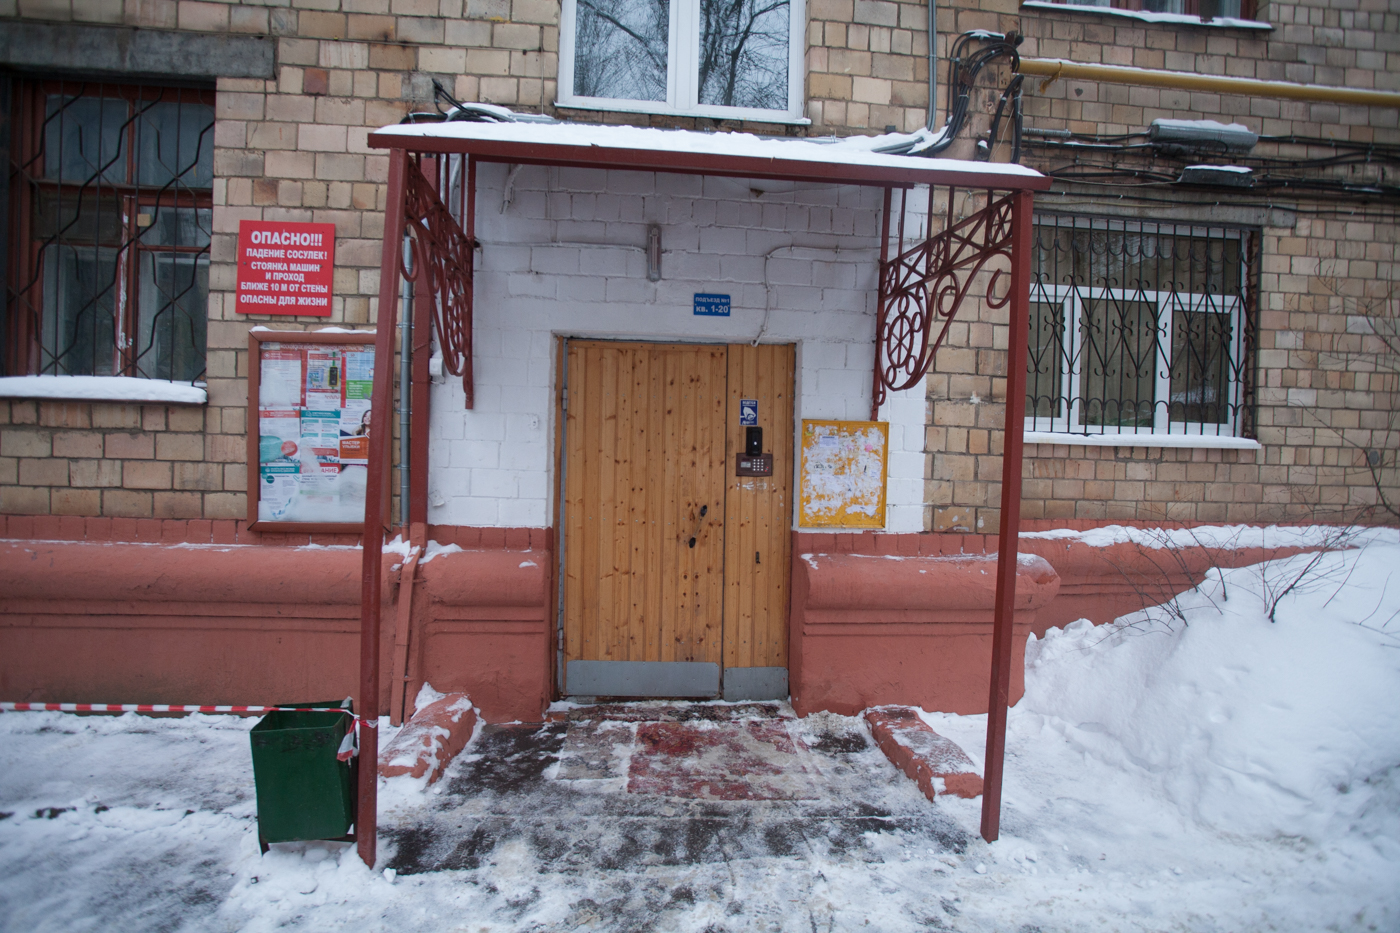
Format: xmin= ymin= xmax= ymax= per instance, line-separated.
xmin=235 ymin=220 xmax=336 ymax=317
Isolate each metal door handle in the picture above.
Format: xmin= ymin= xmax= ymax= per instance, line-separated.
xmin=687 ymin=504 xmax=709 ymax=548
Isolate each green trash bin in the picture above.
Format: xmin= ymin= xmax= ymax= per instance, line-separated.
xmin=250 ymin=700 xmax=357 ymax=851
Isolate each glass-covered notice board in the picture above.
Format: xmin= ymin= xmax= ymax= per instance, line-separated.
xmin=246 ymin=329 xmax=384 ymax=530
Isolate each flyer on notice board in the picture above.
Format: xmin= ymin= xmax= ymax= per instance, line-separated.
xmin=256 ymin=341 xmax=374 ymax=523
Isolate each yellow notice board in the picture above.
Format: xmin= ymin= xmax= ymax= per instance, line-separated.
xmin=798 ymin=420 xmax=889 ymax=528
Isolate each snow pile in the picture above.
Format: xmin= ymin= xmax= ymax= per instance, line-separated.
xmin=1020 ymin=531 xmax=1400 ymax=842
xmin=419 ymin=540 xmax=463 ymax=564
xmin=1020 ymin=521 xmax=1375 ymax=550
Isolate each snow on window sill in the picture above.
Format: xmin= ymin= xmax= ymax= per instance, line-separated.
xmin=1020 ymin=1 xmax=1273 ymax=30
xmin=554 ymin=98 xmax=812 ymax=127
xmin=1024 ymin=430 xmax=1261 ymax=450
xmin=0 ymin=375 xmax=208 ymax=406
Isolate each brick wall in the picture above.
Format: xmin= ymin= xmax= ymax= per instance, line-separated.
xmin=805 ymin=0 xmax=1017 ymax=136
xmin=2 ymin=0 xmax=564 ymax=519
xmin=922 ymin=0 xmax=1400 ymax=532
xmin=3 ymin=0 xmax=1397 ymax=531
xmin=0 ymin=400 xmax=241 ymax=519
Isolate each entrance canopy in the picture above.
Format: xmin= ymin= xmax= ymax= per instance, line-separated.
xmin=367 ymin=120 xmax=1052 ymax=190
xmin=353 ymin=119 xmax=1049 ymax=867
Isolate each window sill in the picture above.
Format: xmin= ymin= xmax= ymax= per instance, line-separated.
xmin=554 ymin=98 xmax=812 ymax=127
xmin=1024 ymin=431 xmax=1261 ymax=450
xmin=0 ymin=375 xmax=207 ymax=406
xmin=1020 ymin=1 xmax=1272 ymax=30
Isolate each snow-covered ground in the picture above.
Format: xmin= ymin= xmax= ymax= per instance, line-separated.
xmin=2 ymin=527 xmax=1398 ymax=932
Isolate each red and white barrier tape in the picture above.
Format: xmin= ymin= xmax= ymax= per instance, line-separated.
xmin=0 ymin=701 xmax=365 ymax=759
xmin=0 ymin=702 xmax=354 ymax=715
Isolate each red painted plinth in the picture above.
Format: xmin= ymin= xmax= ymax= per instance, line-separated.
xmin=0 ymin=538 xmax=551 ymax=723
xmin=789 ymin=552 xmax=1061 ymax=716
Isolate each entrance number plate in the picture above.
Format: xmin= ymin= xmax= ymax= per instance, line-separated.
xmin=694 ymin=293 xmax=731 ymax=316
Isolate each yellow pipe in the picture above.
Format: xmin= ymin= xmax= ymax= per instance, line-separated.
xmin=1016 ymin=58 xmax=1400 ymax=108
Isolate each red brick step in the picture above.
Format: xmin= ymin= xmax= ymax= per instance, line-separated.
xmin=864 ymin=706 xmax=983 ymax=800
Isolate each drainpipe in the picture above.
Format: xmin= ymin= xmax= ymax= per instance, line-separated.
xmin=398 ymin=235 xmax=413 ymax=528
xmin=926 ymin=0 xmax=938 ymax=130
xmin=1016 ymin=58 xmax=1400 ymax=108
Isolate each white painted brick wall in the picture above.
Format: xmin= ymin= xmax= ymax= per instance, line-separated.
xmin=427 ymin=163 xmax=929 ymax=533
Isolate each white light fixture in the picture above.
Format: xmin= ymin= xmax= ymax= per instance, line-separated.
xmin=646 ymin=225 xmax=662 ymax=282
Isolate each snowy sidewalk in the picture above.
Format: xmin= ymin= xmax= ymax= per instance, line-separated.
xmin=2 ymin=531 xmax=1399 ymax=931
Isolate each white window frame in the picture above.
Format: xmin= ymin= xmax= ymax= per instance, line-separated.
xmin=557 ymin=0 xmax=808 ymax=124
xmin=1025 ymin=283 xmax=1246 ymax=438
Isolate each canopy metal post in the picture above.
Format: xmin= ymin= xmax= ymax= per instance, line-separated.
xmin=410 ymin=219 xmax=432 ymax=526
xmin=980 ymin=186 xmax=1034 ymax=843
xmin=398 ymin=236 xmax=413 ymax=527
xmin=871 ymin=185 xmax=893 ymax=421
xmin=357 ymin=145 xmax=409 ymax=868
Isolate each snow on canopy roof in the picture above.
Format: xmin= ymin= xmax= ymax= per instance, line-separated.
xmin=368 ymin=120 xmax=1050 ymax=190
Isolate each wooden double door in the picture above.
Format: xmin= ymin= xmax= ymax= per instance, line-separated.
xmin=560 ymin=341 xmax=794 ymax=698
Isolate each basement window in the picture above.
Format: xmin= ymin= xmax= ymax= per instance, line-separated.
xmin=1024 ymin=214 xmax=1258 ymax=442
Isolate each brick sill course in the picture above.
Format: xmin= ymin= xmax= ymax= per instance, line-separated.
xmin=1020 ymin=0 xmax=1274 ymax=30
xmin=554 ymin=101 xmax=812 ymax=127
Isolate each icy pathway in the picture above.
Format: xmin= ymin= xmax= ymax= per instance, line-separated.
xmin=378 ymin=704 xmax=973 ymax=931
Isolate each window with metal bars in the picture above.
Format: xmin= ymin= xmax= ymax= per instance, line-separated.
xmin=4 ymin=79 xmax=213 ymax=381
xmin=1026 ymin=214 xmax=1257 ymax=438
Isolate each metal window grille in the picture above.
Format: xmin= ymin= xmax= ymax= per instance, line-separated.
xmin=1026 ymin=213 xmax=1258 ymax=438
xmin=4 ymin=79 xmax=213 ymax=381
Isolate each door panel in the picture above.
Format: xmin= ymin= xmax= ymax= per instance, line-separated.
xmin=561 ymin=340 xmax=793 ymax=697
xmin=723 ymin=343 xmax=795 ymax=670
xmin=563 ymin=342 xmax=727 ymax=671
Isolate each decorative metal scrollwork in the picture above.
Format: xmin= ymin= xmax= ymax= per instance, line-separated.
xmin=873 ymin=191 xmax=1015 ymax=415
xmin=402 ymin=158 xmax=476 ymax=407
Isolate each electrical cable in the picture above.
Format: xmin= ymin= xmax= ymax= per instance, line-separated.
xmin=1045 ymin=161 xmax=1400 ymax=196
xmin=1036 ymin=182 xmax=1400 ymax=220
xmin=983 ymin=73 xmax=1025 ymax=163
xmin=926 ymin=0 xmax=938 ymax=131
xmin=1023 ymin=129 xmax=1400 ymax=169
xmin=883 ymin=30 xmax=1027 ymax=160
